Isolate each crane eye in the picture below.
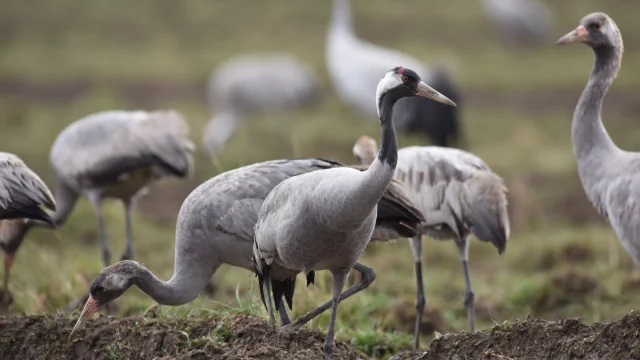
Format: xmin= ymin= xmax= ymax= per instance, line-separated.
xmin=592 ymin=23 xmax=601 ymax=31
xmin=402 ymin=76 xmax=409 ymax=83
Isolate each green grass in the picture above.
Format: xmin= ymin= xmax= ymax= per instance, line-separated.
xmin=3 ymin=0 xmax=640 ymax=358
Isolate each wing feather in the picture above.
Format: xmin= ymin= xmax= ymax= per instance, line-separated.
xmin=0 ymin=153 xmax=56 ymax=224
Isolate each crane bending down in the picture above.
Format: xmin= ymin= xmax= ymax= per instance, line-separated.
xmin=3 ymin=110 xmax=194 ymax=272
xmin=557 ymin=14 xmax=640 ymax=263
xmin=353 ymin=135 xmax=509 ymax=347
xmin=202 ymin=53 xmax=320 ymax=155
xmin=0 ymin=152 xmax=56 ymax=305
xmin=326 ymin=0 xmax=462 ymax=147
xmin=253 ymin=67 xmax=456 ymax=359
xmin=70 ymin=157 xmax=425 ymax=336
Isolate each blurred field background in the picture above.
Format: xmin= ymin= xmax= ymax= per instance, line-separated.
xmin=3 ymin=0 xmax=640 ymax=356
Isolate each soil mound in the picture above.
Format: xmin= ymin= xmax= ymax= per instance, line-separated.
xmin=391 ymin=312 xmax=640 ymax=360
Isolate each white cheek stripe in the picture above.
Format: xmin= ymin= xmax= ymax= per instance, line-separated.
xmin=375 ymin=72 xmax=402 ymax=117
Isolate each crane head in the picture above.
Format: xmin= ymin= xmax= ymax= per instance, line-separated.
xmin=556 ymin=12 xmax=622 ymax=51
xmin=70 ymin=261 xmax=136 ymax=337
xmin=375 ymin=67 xmax=457 ymax=118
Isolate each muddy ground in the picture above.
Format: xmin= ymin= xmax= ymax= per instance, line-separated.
xmin=1 ymin=311 xmax=639 ymax=360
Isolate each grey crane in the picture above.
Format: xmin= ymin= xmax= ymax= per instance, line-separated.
xmin=0 ymin=152 xmax=56 ymax=306
xmin=353 ymin=135 xmax=509 ymax=347
xmin=253 ymin=67 xmax=456 ymax=360
xmin=326 ymin=0 xmax=462 ymax=147
xmin=70 ymin=157 xmax=426 ymax=335
xmin=557 ymin=14 xmax=640 ymax=263
xmin=480 ymin=0 xmax=555 ymax=46
xmin=202 ymin=53 xmax=320 ymax=155
xmin=2 ymin=110 xmax=194 ymax=272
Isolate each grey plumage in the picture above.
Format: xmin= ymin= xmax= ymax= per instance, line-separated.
xmin=202 ymin=53 xmax=320 ymax=155
xmin=0 ymin=152 xmax=56 ymax=305
xmin=47 ymin=110 xmax=194 ymax=267
xmin=353 ymin=135 xmax=509 ymax=347
xmin=70 ymin=157 xmax=425 ymax=335
xmin=253 ymin=67 xmax=455 ymax=359
xmin=0 ymin=153 xmax=55 ymax=224
xmin=557 ymin=14 xmax=640 ymax=263
xmin=480 ymin=0 xmax=555 ymax=46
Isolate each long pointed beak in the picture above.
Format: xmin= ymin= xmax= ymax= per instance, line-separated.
xmin=557 ymin=25 xmax=588 ymax=45
xmin=70 ymin=296 xmax=101 ymax=338
xmin=416 ymin=81 xmax=457 ymax=107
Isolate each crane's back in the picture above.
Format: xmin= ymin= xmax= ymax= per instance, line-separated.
xmin=49 ymin=110 xmax=193 ymax=191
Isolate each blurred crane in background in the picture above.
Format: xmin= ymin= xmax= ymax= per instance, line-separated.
xmin=47 ymin=110 xmax=194 ymax=267
xmin=1 ymin=110 xmax=195 ymax=280
xmin=480 ymin=0 xmax=555 ymax=46
xmin=202 ymin=53 xmax=321 ymax=156
xmin=326 ymin=0 xmax=463 ymax=148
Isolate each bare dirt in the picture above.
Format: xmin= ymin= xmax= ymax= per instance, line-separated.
xmin=2 ymin=311 xmax=640 ymax=360
xmin=0 ymin=312 xmax=363 ymax=360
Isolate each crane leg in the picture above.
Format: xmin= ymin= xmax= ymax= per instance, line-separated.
xmin=323 ymin=270 xmax=348 ymax=360
xmin=455 ymin=236 xmax=475 ymax=332
xmin=121 ymin=199 xmax=134 ymax=261
xmin=280 ymin=262 xmax=375 ymax=333
xmin=88 ymin=193 xmax=110 ymax=267
xmin=261 ymin=265 xmax=277 ymax=332
xmin=409 ymin=236 xmax=425 ymax=350
xmin=278 ymin=299 xmax=291 ymax=326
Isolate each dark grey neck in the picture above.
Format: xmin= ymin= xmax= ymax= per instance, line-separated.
xmin=376 ymin=93 xmax=399 ymax=168
xmin=572 ymin=44 xmax=622 ymax=161
xmin=130 ymin=223 xmax=218 ymax=306
xmin=132 ymin=261 xmax=209 ymax=306
xmin=50 ymin=177 xmax=79 ymax=227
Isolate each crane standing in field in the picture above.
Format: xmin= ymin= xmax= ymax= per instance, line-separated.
xmin=557 ymin=14 xmax=640 ymax=264
xmin=353 ymin=135 xmax=509 ymax=348
xmin=70 ymin=157 xmax=425 ymax=335
xmin=254 ymin=67 xmax=456 ymax=360
xmin=202 ymin=53 xmax=320 ymax=155
xmin=2 ymin=110 xmax=194 ymax=273
xmin=0 ymin=152 xmax=56 ymax=307
xmin=326 ymin=0 xmax=462 ymax=147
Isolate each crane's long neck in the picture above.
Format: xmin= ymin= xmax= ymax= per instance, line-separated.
xmin=203 ymin=110 xmax=241 ymax=155
xmin=572 ymin=45 xmax=622 ymax=163
xmin=50 ymin=177 xmax=79 ymax=226
xmin=131 ymin=223 xmax=218 ymax=306
xmin=18 ymin=178 xmax=79 ymax=241
xmin=357 ymin=92 xmax=398 ymax=201
xmin=330 ymin=0 xmax=353 ymax=35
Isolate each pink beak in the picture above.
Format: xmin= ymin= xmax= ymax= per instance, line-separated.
xmin=557 ymin=25 xmax=589 ymax=45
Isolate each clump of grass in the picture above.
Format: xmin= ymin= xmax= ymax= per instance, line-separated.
xmin=104 ymin=341 xmax=123 ymax=360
